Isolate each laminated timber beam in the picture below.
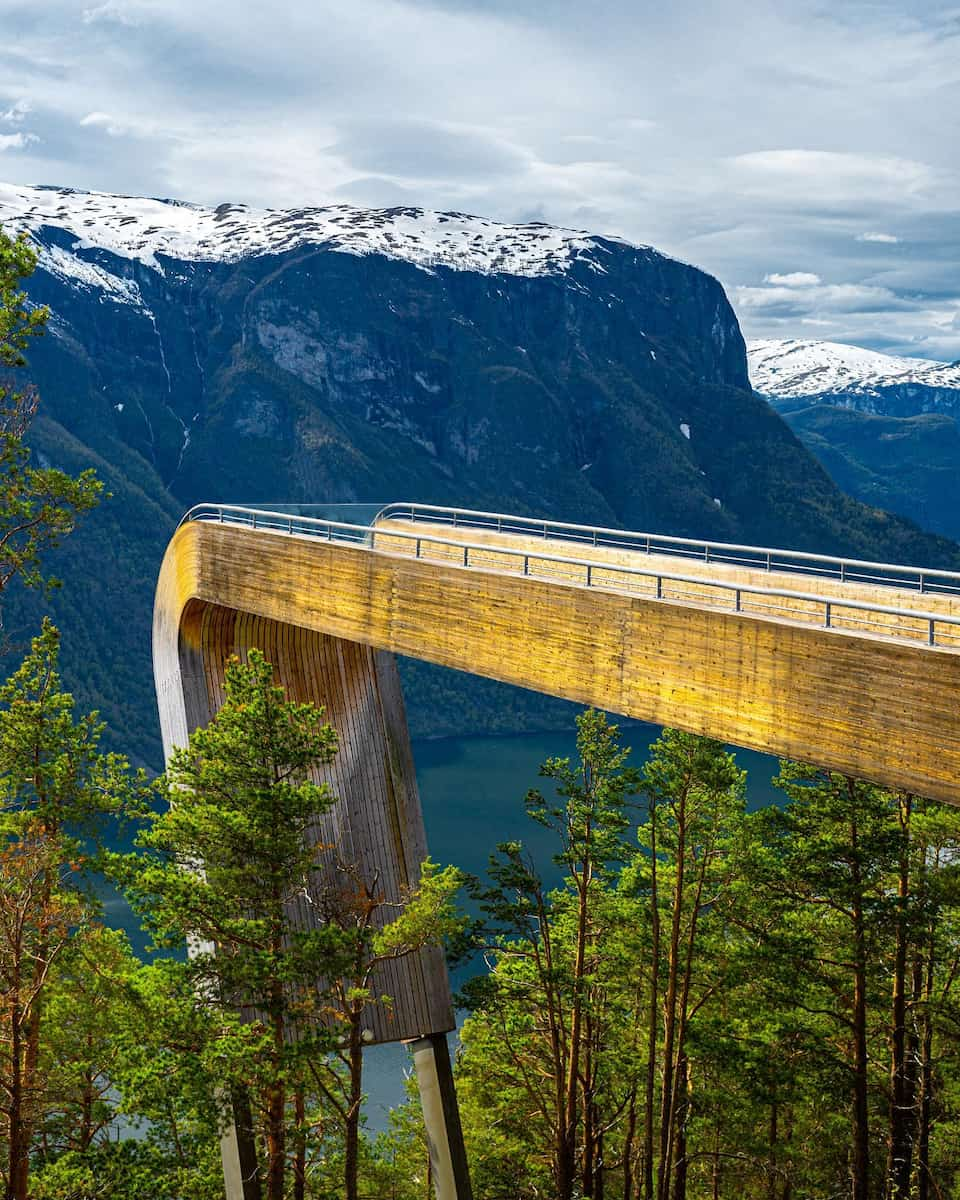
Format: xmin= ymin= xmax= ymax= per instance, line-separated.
xmin=154 ymin=503 xmax=960 ymax=1200
xmin=156 ymin=513 xmax=960 ymax=808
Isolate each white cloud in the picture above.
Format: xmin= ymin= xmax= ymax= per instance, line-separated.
xmin=764 ymin=272 xmax=822 ymax=287
xmin=0 ymin=0 xmax=957 ymax=356
xmin=737 ymin=281 xmax=901 ymax=314
xmin=856 ymin=232 xmax=900 ymax=244
xmin=1 ymin=99 xmax=31 ymax=125
xmin=81 ymin=1 xmax=147 ymax=25
xmin=0 ymin=132 xmax=39 ymax=153
xmin=80 ymin=111 xmax=132 ymax=137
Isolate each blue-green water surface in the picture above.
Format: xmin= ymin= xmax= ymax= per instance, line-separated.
xmin=361 ymin=724 xmax=781 ymax=1130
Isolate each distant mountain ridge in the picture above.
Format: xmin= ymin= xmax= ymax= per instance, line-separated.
xmin=2 ymin=183 xmax=957 ymax=766
xmin=749 ymin=338 xmax=960 ymax=543
xmin=748 ymin=338 xmax=960 ymax=415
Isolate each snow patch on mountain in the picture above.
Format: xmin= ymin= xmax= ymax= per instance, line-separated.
xmin=0 ymin=182 xmax=642 ymax=281
xmin=748 ymin=338 xmax=960 ymax=400
xmin=38 ymin=242 xmax=144 ymax=306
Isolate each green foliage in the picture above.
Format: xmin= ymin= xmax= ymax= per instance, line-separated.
xmin=0 ymin=228 xmax=101 ymax=604
xmin=0 ymin=621 xmax=143 ymax=1200
xmin=113 ymin=648 xmax=339 ymax=1018
xmin=447 ymin=724 xmax=960 ymax=1200
xmin=0 ymin=618 xmax=142 ymax=842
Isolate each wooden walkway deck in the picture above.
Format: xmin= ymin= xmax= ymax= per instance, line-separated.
xmin=153 ymin=503 xmax=960 ymax=1042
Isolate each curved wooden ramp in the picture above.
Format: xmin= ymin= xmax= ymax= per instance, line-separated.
xmin=157 ymin=502 xmax=960 ymax=807
xmin=154 ymin=502 xmax=960 ymax=1200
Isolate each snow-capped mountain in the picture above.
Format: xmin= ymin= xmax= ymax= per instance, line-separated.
xmin=748 ymin=338 xmax=960 ymax=415
xmin=0 ymin=182 xmax=637 ymax=287
xmin=749 ymin=339 xmax=960 ymax=546
xmin=4 ymin=181 xmax=956 ymax=766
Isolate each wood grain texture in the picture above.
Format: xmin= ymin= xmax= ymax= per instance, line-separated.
xmin=154 ymin=590 xmax=454 ymax=1044
xmin=156 ymin=518 xmax=960 ymax=808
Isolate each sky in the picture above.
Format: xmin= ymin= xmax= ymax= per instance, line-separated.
xmin=1 ymin=0 xmax=958 ymax=359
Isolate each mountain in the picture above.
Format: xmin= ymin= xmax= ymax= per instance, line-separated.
xmin=749 ymin=339 xmax=960 ymax=540
xmin=2 ymin=184 xmax=958 ymax=767
xmin=749 ymin=338 xmax=960 ymax=415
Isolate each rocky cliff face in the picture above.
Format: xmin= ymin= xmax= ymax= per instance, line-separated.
xmin=2 ymin=185 xmax=956 ymax=765
xmin=9 ymin=184 xmax=752 ymax=535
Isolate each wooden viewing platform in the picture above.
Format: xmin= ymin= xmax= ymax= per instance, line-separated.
xmin=154 ymin=501 xmax=960 ymax=1200
xmin=157 ymin=501 xmax=960 ymax=807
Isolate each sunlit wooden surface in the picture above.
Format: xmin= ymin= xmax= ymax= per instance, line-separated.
xmin=157 ymin=513 xmax=960 ymax=811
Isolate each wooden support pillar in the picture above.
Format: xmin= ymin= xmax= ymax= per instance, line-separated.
xmin=154 ymin=596 xmax=461 ymax=1199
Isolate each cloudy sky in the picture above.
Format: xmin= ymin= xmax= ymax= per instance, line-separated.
xmin=1 ymin=0 xmax=958 ymax=358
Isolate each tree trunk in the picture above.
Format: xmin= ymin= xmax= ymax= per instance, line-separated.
xmin=293 ymin=1087 xmax=306 ymax=1200
xmin=658 ymin=789 xmax=687 ymax=1200
xmin=672 ymin=1054 xmax=689 ymax=1200
xmin=560 ymin=869 xmax=591 ymax=1200
xmin=265 ymin=1010 xmax=286 ymax=1200
xmin=850 ymin=829 xmax=870 ymax=1200
xmin=623 ymin=1083 xmax=638 ymax=1200
xmin=344 ymin=1012 xmax=365 ymax=1200
xmin=887 ymin=794 xmax=914 ymax=1200
xmin=6 ymin=987 xmax=26 ymax=1200
xmin=644 ymin=797 xmax=661 ymax=1200
xmin=583 ymin=1017 xmax=595 ymax=1199
xmin=917 ymin=943 xmax=935 ymax=1200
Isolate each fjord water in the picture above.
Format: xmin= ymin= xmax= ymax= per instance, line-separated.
xmin=361 ymin=723 xmax=782 ymax=1129
xmin=97 ymin=721 xmax=779 ymax=1126
xmin=99 ymin=722 xmax=780 ymax=1128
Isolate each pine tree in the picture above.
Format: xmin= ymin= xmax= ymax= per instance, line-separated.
xmin=110 ymin=649 xmax=340 ymax=1200
xmin=0 ymin=621 xmax=140 ymax=1200
xmin=0 ymin=229 xmax=101 ymax=614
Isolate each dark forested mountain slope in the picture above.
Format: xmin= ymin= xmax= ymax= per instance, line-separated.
xmin=2 ymin=184 xmax=956 ymax=765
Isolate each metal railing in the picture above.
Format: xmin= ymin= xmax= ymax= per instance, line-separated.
xmin=177 ymin=503 xmax=960 ymax=650
xmin=375 ymin=502 xmax=960 ymax=597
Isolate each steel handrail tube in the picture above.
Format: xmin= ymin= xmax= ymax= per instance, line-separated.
xmin=371 ymin=501 xmax=960 ymax=588
xmin=177 ymin=505 xmax=960 ymax=643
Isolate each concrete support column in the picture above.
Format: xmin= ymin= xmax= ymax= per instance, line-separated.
xmin=220 ymin=1090 xmax=262 ymax=1200
xmin=409 ymin=1033 xmax=473 ymax=1200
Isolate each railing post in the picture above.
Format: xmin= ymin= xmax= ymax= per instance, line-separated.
xmin=840 ymin=562 xmax=846 ymax=583
xmin=523 ymin=555 xmax=529 ymax=576
xmin=704 ymin=544 xmax=709 ymax=563
xmin=252 ymin=512 xmax=257 ymax=530
xmin=288 ymin=517 xmax=293 ymax=534
xmin=766 ymin=551 xmax=771 ymax=571
xmin=586 ymin=565 xmax=593 ymax=587
xmin=929 ymin=619 xmax=936 ymax=646
xmin=416 ymin=538 xmax=421 ymax=559
xmin=656 ymin=576 xmax=663 ymax=600
xmin=919 ymin=573 xmax=926 ymax=594
xmin=735 ymin=589 xmax=741 ymax=612
xmin=645 ymin=536 xmax=651 ymax=554
xmin=463 ymin=546 xmax=469 ymax=568
xmin=825 ymin=602 xmax=832 ymax=628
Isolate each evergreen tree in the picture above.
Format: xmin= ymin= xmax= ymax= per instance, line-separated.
xmin=0 ymin=229 xmax=101 ymax=615
xmin=0 ymin=621 xmax=140 ymax=1200
xmin=110 ymin=649 xmax=340 ymax=1200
